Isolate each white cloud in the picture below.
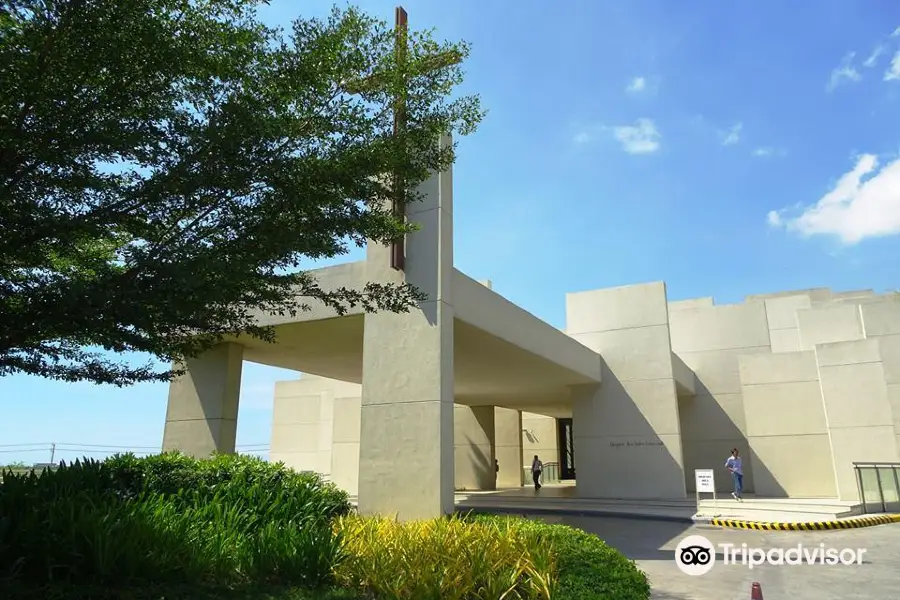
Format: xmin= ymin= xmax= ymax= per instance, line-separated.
xmin=626 ymin=76 xmax=647 ymax=93
xmin=753 ymin=146 xmax=786 ymax=158
xmin=885 ymin=51 xmax=900 ymax=81
xmin=720 ymin=122 xmax=742 ymax=146
xmin=826 ymin=52 xmax=861 ymax=91
xmin=612 ymin=119 xmax=660 ymax=154
xmin=864 ymin=44 xmax=885 ymax=67
xmin=893 ymin=26 xmax=900 ymax=37
xmin=572 ymin=131 xmax=592 ymax=144
xmin=768 ymin=153 xmax=900 ymax=244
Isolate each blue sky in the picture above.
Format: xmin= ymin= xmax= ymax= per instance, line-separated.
xmin=3 ymin=0 xmax=900 ymax=464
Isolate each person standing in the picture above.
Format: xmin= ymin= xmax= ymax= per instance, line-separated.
xmin=531 ymin=455 xmax=543 ymax=490
xmin=725 ymin=448 xmax=743 ymax=501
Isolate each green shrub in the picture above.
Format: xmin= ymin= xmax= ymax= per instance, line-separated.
xmin=334 ymin=514 xmax=555 ymax=600
xmin=468 ymin=515 xmax=651 ymax=600
xmin=0 ymin=453 xmax=352 ymax=588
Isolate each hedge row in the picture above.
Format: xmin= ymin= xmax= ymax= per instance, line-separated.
xmin=0 ymin=453 xmax=650 ymax=600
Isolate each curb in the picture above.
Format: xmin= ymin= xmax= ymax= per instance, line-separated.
xmin=707 ymin=513 xmax=900 ymax=531
xmin=454 ymin=505 xmax=696 ymax=524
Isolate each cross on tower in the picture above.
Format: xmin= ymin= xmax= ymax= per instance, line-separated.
xmin=347 ymin=6 xmax=462 ymax=272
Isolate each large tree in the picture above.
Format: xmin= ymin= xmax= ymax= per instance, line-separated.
xmin=0 ymin=0 xmax=482 ymax=385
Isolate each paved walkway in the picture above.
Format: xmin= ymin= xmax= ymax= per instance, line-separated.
xmin=523 ymin=513 xmax=900 ymax=599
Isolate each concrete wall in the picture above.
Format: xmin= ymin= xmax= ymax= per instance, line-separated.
xmin=815 ymin=339 xmax=899 ymax=500
xmin=521 ymin=412 xmax=558 ymax=470
xmin=738 ymin=351 xmax=837 ymax=497
xmin=265 ymin=287 xmax=900 ymax=505
xmin=669 ymin=303 xmax=770 ymax=494
xmin=567 ymin=282 xmax=686 ymax=499
xmin=859 ymin=298 xmax=900 ymax=454
xmin=272 ymin=376 xmax=527 ymax=494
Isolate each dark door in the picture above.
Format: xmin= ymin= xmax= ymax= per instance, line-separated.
xmin=557 ymin=418 xmax=576 ymax=480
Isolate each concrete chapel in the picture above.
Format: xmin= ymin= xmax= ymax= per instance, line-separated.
xmin=162 ymin=133 xmax=900 ymax=520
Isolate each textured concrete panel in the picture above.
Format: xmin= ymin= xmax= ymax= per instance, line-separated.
xmin=570 ymin=325 xmax=674 ymax=382
xmin=271 ymin=392 xmax=323 ymax=425
xmin=454 ymin=405 xmax=495 ymax=490
xmin=573 ymin=381 xmax=686 ymax=499
xmin=679 ymin=346 xmax=771 ymax=395
xmin=797 ymin=305 xmax=864 ymax=350
xmin=739 ymin=351 xmax=819 ymax=386
xmin=764 ymin=295 xmax=811 ymax=330
xmin=769 ymin=328 xmax=802 ymax=353
xmin=816 ymin=338 xmax=881 ymax=368
xmin=861 ymin=300 xmax=900 ymax=337
xmin=820 ymin=362 xmax=893 ymax=427
xmin=669 ymin=297 xmax=714 ymax=311
xmin=522 ymin=412 xmax=557 ymax=467
xmin=747 ymin=288 xmax=831 ymax=303
xmin=816 ymin=339 xmax=900 ymax=499
xmin=271 ymin=423 xmax=319 ymax=454
xmin=669 ymin=303 xmax=770 ymax=353
xmin=876 ymin=335 xmax=900 ymax=385
xmin=829 ymin=427 xmax=898 ymax=500
xmin=679 ymin=393 xmax=748 ymax=441
xmin=565 ymin=281 xmax=669 ymax=334
xmin=749 ymin=435 xmax=837 ymax=497
xmin=743 ymin=381 xmax=828 ymax=437
xmin=331 ymin=442 xmax=360 ymax=496
xmin=574 ymin=433 xmax=685 ymax=498
xmin=576 ymin=376 xmax=682 ymax=437
xmin=495 ymin=407 xmax=523 ymax=487
xmin=163 ymin=343 xmax=243 ymax=457
xmin=359 ymin=400 xmax=453 ymax=518
xmin=332 ymin=396 xmax=362 ymax=444
xmin=672 ymin=353 xmax=696 ymax=396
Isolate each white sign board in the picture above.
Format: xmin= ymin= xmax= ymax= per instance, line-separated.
xmin=695 ymin=469 xmax=715 ymax=493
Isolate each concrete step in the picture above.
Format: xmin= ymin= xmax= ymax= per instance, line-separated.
xmin=697 ymin=498 xmax=863 ymax=522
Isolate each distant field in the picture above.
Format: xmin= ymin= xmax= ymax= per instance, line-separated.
xmin=0 ymin=466 xmax=56 ymax=482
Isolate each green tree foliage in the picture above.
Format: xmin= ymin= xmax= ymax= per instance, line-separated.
xmin=0 ymin=0 xmax=483 ymax=385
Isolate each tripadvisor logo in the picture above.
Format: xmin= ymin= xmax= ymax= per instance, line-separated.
xmin=674 ymin=535 xmax=866 ymax=575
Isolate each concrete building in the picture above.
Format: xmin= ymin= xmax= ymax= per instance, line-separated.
xmin=161 ymin=135 xmax=900 ymax=520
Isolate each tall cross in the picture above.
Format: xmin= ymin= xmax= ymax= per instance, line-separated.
xmin=348 ymin=6 xmax=462 ymax=272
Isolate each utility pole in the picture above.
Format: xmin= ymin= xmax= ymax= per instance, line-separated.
xmin=49 ymin=442 xmax=56 ymax=465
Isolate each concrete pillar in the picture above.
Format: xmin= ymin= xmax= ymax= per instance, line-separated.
xmin=162 ymin=342 xmax=243 ymax=457
xmin=495 ymin=407 xmax=523 ymax=487
xmin=567 ymin=282 xmax=687 ymax=499
xmin=454 ymin=405 xmax=495 ymax=490
xmin=357 ymin=135 xmax=455 ymax=520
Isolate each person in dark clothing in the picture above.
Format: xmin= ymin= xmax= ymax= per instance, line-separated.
xmin=531 ymin=455 xmax=543 ymax=490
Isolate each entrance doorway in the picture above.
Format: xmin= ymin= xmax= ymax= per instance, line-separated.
xmin=557 ymin=418 xmax=575 ymax=480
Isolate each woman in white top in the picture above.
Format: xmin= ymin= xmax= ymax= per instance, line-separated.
xmin=725 ymin=448 xmax=743 ymax=501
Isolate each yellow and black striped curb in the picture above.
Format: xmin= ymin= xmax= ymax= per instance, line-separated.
xmin=708 ymin=513 xmax=900 ymax=531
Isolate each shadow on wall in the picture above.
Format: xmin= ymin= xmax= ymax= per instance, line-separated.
xmin=523 ymin=429 xmax=538 ymax=444
xmin=573 ymin=361 xmax=685 ymax=499
xmin=677 ymin=379 xmax=786 ymax=498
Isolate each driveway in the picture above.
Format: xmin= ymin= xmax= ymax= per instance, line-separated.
xmin=524 ymin=513 xmax=898 ymax=599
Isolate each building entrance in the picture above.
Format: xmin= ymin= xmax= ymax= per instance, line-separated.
xmin=557 ymin=417 xmax=575 ymax=480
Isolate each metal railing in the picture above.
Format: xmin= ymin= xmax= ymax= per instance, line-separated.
xmin=523 ymin=461 xmax=560 ymax=484
xmin=852 ymin=462 xmax=900 ymax=514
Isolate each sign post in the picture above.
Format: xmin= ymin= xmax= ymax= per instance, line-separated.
xmin=694 ymin=468 xmax=717 ymax=507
